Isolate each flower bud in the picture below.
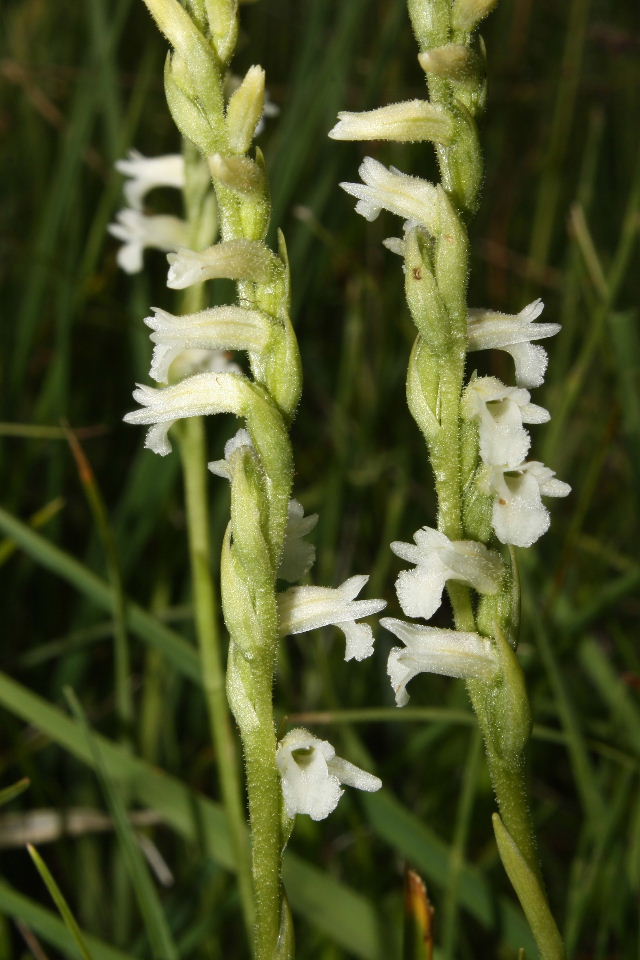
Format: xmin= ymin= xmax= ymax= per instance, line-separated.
xmin=418 ymin=44 xmax=479 ymax=80
xmin=329 ymin=100 xmax=454 ymax=145
xmin=205 ymin=0 xmax=239 ymax=64
xmin=452 ymin=0 xmax=499 ymax=32
xmin=209 ymin=153 xmax=266 ymax=197
xmin=226 ymin=65 xmax=265 ymax=153
xmin=165 ymin=54 xmax=217 ymax=153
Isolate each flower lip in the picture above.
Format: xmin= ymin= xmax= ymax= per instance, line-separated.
xmin=488 ymin=461 xmax=571 ymax=547
xmin=276 ymin=727 xmax=381 ymax=820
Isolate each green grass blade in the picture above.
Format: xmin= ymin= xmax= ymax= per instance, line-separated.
xmin=64 ymin=688 xmax=178 ymax=960
xmin=0 ymin=778 xmax=30 ymax=807
xmin=0 ymin=879 xmax=133 ymax=960
xmin=0 ymin=505 xmax=200 ymax=682
xmin=363 ymin=791 xmax=536 ymax=954
xmin=0 ymin=671 xmax=383 ymax=958
xmin=26 ymin=844 xmax=94 ymax=960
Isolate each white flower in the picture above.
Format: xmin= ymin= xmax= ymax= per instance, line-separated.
xmin=123 ymin=371 xmax=248 ymax=456
xmin=329 ymin=100 xmax=454 ymax=144
xmin=115 ymin=150 xmax=185 ymax=210
xmin=487 ymin=461 xmax=571 ymax=548
xmin=208 ymin=428 xmax=255 ymax=480
xmin=108 ymin=209 xmax=190 ymax=274
xmin=166 ymin=240 xmax=277 ymax=289
xmin=144 ymin=305 xmax=270 ymax=382
xmin=339 ymin=157 xmax=439 ymax=231
xmin=279 ymin=500 xmax=318 ymax=583
xmin=278 ymin=575 xmax=386 ymax=661
xmin=381 ymin=618 xmax=498 ymax=706
xmin=467 ymin=299 xmax=561 ymax=388
xmin=464 ymin=376 xmax=550 ymax=468
xmin=276 ymin=728 xmax=381 ymax=821
xmin=391 ymin=527 xmax=502 ymax=621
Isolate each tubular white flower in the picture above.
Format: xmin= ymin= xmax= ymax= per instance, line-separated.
xmin=115 ymin=150 xmax=185 ymax=210
xmin=464 ymin=376 xmax=550 ymax=468
xmin=278 ymin=500 xmax=318 ymax=583
xmin=381 ymin=618 xmax=499 ymax=706
xmin=329 ymin=100 xmax=454 ymax=144
xmin=123 ymin=371 xmax=249 ymax=456
xmin=144 ymin=305 xmax=271 ymax=382
xmin=467 ymin=299 xmax=561 ymax=389
xmin=487 ymin=461 xmax=571 ymax=548
xmin=167 ymin=240 xmax=278 ymax=288
xmin=340 ymin=157 xmax=439 ymax=231
xmin=276 ymin=728 xmax=381 ymax=821
xmin=391 ymin=527 xmax=502 ymax=621
xmin=278 ymin=575 xmax=386 ymax=661
xmin=108 ymin=209 xmax=190 ymax=274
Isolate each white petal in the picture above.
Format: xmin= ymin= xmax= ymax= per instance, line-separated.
xmin=327 ymin=756 xmax=382 ymax=793
xmin=340 ymin=621 xmax=375 ymax=662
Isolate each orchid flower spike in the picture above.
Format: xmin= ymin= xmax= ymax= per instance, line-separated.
xmin=115 ymin=150 xmax=185 ymax=210
xmin=487 ymin=461 xmax=571 ymax=548
xmin=276 ymin=728 xmax=381 ymax=821
xmin=339 ymin=157 xmax=439 ymax=231
xmin=467 ymin=299 xmax=561 ymax=388
xmin=463 ymin=376 xmax=550 ymax=468
xmin=278 ymin=575 xmax=386 ymax=661
xmin=108 ymin=209 xmax=190 ymax=274
xmin=382 ymin=619 xmax=499 ymax=706
xmin=391 ymin=527 xmax=502 ymax=621
xmin=144 ymin=305 xmax=271 ymax=382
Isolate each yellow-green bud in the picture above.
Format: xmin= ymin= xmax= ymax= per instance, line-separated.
xmin=418 ymin=44 xmax=480 ymax=80
xmin=209 ymin=153 xmax=266 ymax=197
xmin=226 ymin=65 xmax=266 ymax=154
xmin=452 ymin=0 xmax=499 ymax=33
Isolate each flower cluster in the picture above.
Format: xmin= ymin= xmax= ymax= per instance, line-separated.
xmin=116 ymin=143 xmax=383 ymax=818
xmin=331 ymin=60 xmax=569 ymax=706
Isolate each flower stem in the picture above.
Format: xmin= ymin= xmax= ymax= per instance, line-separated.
xmin=238 ymin=658 xmax=283 ymax=960
xmin=178 ymin=417 xmax=255 ymax=939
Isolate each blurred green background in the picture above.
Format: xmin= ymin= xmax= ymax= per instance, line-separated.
xmin=1 ymin=0 xmax=639 ymax=957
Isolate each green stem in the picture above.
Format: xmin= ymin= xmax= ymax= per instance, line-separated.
xmin=179 ymin=418 xmax=255 ymax=938
xmin=240 ymin=660 xmax=283 ymax=960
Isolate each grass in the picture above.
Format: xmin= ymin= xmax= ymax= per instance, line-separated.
xmin=1 ymin=0 xmax=639 ymax=957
